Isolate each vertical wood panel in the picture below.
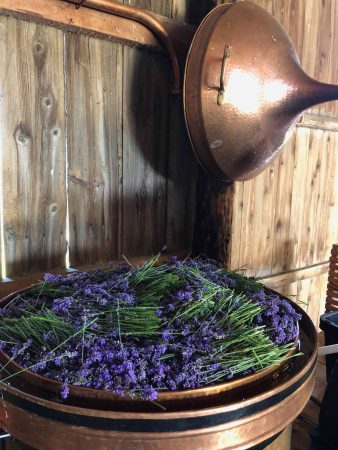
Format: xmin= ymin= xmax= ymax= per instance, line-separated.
xmin=122 ymin=0 xmax=172 ymax=17
xmin=274 ymin=272 xmax=328 ymax=328
xmin=270 ymin=133 xmax=296 ymax=274
xmin=287 ymin=127 xmax=311 ymax=269
xmin=0 ymin=16 xmax=5 ymax=279
xmin=66 ymin=34 xmax=123 ymax=266
xmin=251 ymin=0 xmax=338 ymax=118
xmin=166 ymin=96 xmax=198 ymax=253
xmin=171 ymin=0 xmax=190 ymax=22
xmin=231 ymin=126 xmax=338 ymax=277
xmin=0 ymin=16 xmax=66 ymax=276
xmin=309 ymin=0 xmax=335 ymax=117
xmin=122 ymin=46 xmax=169 ymax=255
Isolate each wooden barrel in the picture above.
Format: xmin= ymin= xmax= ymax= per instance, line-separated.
xmin=0 ymin=306 xmax=317 ymax=450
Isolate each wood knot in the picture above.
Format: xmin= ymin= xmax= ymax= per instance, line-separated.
xmin=50 ymin=203 xmax=58 ymax=215
xmin=17 ymin=134 xmax=27 ymax=144
xmin=42 ymin=96 xmax=53 ymax=108
xmin=34 ymin=41 xmax=45 ymax=54
xmin=14 ymin=126 xmax=31 ymax=147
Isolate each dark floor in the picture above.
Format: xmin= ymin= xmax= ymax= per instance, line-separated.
xmin=291 ymin=335 xmax=327 ymax=450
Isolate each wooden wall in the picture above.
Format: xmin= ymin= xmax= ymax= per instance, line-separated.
xmin=197 ymin=0 xmax=338 ymax=327
xmin=0 ymin=0 xmax=208 ymax=280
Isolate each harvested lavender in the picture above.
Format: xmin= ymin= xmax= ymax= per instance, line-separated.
xmin=0 ymin=256 xmax=301 ymax=400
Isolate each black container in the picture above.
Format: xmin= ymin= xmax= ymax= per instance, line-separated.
xmin=320 ymin=311 xmax=338 ymax=380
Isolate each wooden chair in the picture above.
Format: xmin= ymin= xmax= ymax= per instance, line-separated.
xmin=326 ymin=244 xmax=338 ymax=312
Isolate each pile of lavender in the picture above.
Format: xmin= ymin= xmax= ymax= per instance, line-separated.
xmin=0 ymin=256 xmax=301 ymax=401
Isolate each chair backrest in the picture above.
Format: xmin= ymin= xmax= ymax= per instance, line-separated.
xmin=326 ymin=244 xmax=338 ymax=312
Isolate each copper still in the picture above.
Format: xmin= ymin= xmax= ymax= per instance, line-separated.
xmin=72 ymin=0 xmax=338 ymax=181
xmin=0 ymin=291 xmax=318 ymax=450
xmin=0 ymin=2 xmax=324 ymax=449
xmin=183 ymin=1 xmax=338 ymax=181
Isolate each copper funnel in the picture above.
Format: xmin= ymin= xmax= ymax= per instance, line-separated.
xmin=184 ymin=1 xmax=338 ymax=181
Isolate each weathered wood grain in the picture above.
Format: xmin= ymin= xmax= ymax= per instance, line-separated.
xmin=298 ymin=113 xmax=338 ymax=132
xmin=166 ymin=95 xmax=198 ymax=254
xmin=171 ymin=0 xmax=190 ymax=23
xmin=193 ymin=178 xmax=234 ymax=263
xmin=0 ymin=16 xmax=67 ymax=276
xmin=66 ymin=33 xmax=123 ymax=266
xmin=195 ymin=0 xmax=338 ymax=332
xmin=262 ymin=262 xmax=329 ymax=289
xmin=122 ymin=0 xmax=172 ymax=17
xmin=274 ymin=272 xmax=328 ymax=329
xmin=0 ymin=0 xmax=196 ymax=56
xmin=249 ymin=0 xmax=338 ymax=119
xmin=121 ymin=46 xmax=169 ymax=255
xmin=229 ymin=126 xmax=338 ymax=277
xmin=270 ymin=133 xmax=296 ymax=274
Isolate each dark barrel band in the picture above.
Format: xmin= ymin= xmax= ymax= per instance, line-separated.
xmin=2 ymin=359 xmax=315 ymax=433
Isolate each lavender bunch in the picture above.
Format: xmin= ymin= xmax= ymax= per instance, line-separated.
xmin=0 ymin=256 xmax=301 ymax=401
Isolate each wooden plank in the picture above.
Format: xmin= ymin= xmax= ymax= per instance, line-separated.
xmin=0 ymin=16 xmax=67 ymax=276
xmin=171 ymin=0 xmax=190 ymax=23
xmin=313 ymin=131 xmax=337 ymax=263
xmin=228 ymin=156 xmax=279 ymax=276
xmin=298 ymin=128 xmax=324 ymax=266
xmin=121 ymin=46 xmax=169 ymax=256
xmin=228 ymin=181 xmax=244 ymax=270
xmin=310 ymin=0 xmax=336 ymax=118
xmin=326 ymin=0 xmax=338 ymax=118
xmin=66 ymin=33 xmax=123 ymax=266
xmin=324 ymin=131 xmax=338 ymax=255
xmin=236 ymin=179 xmax=255 ymax=273
xmin=166 ymin=95 xmax=198 ymax=253
xmin=223 ymin=123 xmax=338 ymax=277
xmin=285 ymin=127 xmax=310 ymax=270
xmin=299 ymin=0 xmax=321 ymax=79
xmin=262 ymin=262 xmax=329 ymax=289
xmin=0 ymin=0 xmax=195 ymax=56
xmin=122 ymin=0 xmax=172 ymax=18
xmin=193 ymin=178 xmax=234 ymax=264
xmin=0 ymin=16 xmax=5 ymax=280
xmin=298 ymin=113 xmax=338 ymax=132
xmin=270 ymin=133 xmax=296 ymax=274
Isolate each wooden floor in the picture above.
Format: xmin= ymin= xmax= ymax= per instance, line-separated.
xmin=291 ymin=335 xmax=327 ymax=450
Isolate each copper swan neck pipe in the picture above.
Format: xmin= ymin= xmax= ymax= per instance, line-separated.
xmin=77 ymin=0 xmax=180 ymax=91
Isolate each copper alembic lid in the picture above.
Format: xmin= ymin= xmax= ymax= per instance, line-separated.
xmin=184 ymin=1 xmax=338 ymax=181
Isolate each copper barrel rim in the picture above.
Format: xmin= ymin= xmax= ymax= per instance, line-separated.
xmin=0 ymin=347 xmax=316 ymax=420
xmin=0 ymin=371 xmax=314 ymax=440
xmin=0 ymin=294 xmax=318 ymax=420
xmin=0 ymin=285 xmax=305 ymax=404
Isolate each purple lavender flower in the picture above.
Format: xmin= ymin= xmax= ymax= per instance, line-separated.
xmin=60 ymin=382 xmax=69 ymax=399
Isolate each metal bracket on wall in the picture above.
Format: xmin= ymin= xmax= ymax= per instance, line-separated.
xmin=0 ymin=0 xmax=195 ymax=79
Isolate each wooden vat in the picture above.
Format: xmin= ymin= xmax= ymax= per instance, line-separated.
xmin=0 ymin=299 xmax=317 ymax=449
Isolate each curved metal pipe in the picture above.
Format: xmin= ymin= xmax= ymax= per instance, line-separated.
xmin=79 ymin=0 xmax=180 ymax=91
